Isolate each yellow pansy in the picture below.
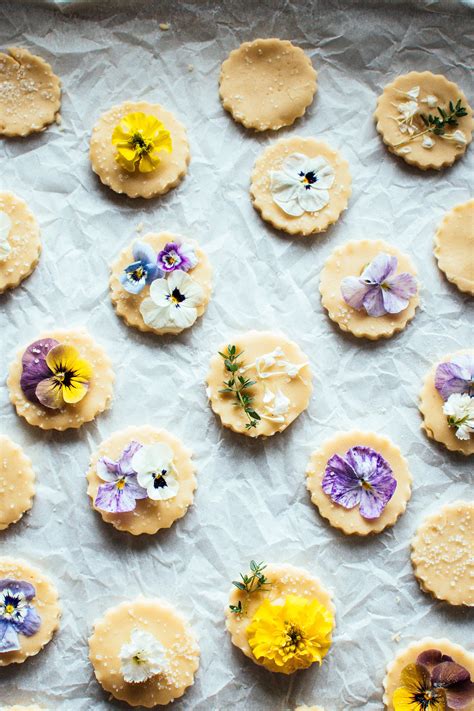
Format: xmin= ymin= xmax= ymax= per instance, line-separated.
xmin=393 ymin=663 xmax=447 ymax=711
xmin=35 ymin=344 xmax=93 ymax=409
xmin=112 ymin=112 xmax=172 ymax=173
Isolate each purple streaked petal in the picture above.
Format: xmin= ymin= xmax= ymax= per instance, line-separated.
xmin=322 ymin=453 xmax=362 ymax=510
xmin=384 ymin=271 xmax=418 ymax=300
xmin=0 ymin=619 xmax=20 ymax=652
xmin=381 ymin=288 xmax=410 ymax=314
xmin=123 ymin=476 xmax=148 ymax=501
xmin=432 ymin=661 xmax=470 ymax=687
xmin=14 ymin=605 xmax=41 ymax=637
xmin=117 ymin=441 xmax=143 ymax=477
xmin=362 ymin=287 xmax=386 ymax=317
xmin=435 ymin=361 xmax=472 ymax=401
xmin=20 ymin=338 xmax=58 ymax=403
xmin=359 ymin=482 xmax=396 ymax=519
xmin=341 ymin=277 xmax=374 ymax=310
xmin=96 ymin=456 xmax=120 ymax=482
xmin=417 ymin=650 xmax=454 ymax=670
xmin=454 ymin=354 xmax=474 ymax=380
xmin=361 ymin=253 xmax=397 ymax=285
xmin=0 ymin=579 xmax=36 ymax=599
xmin=95 ymin=480 xmax=143 ymax=513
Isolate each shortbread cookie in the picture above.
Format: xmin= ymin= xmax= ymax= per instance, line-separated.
xmin=0 ymin=558 xmax=60 ymax=666
xmin=0 ymin=193 xmax=40 ymax=294
xmin=0 ymin=48 xmax=61 ymax=137
xmin=306 ymin=431 xmax=412 ymax=535
xmin=375 ymin=71 xmax=473 ymax=170
xmin=89 ymin=597 xmax=200 ymax=707
xmin=411 ymin=501 xmax=473 ymax=606
xmin=110 ymin=232 xmax=212 ymax=335
xmin=434 ymin=199 xmax=474 ymax=295
xmin=383 ymin=638 xmax=474 ymax=710
xmin=207 ymin=331 xmax=312 ymax=438
xmin=3 ymin=706 xmax=45 ymax=710
xmin=219 ymin=38 xmax=317 ymax=132
xmin=8 ymin=329 xmax=114 ymax=431
xmin=90 ymin=101 xmax=189 ymax=198
xmin=86 ymin=425 xmax=197 ymax=535
xmin=295 ymin=706 xmax=325 ymax=711
xmin=250 ymin=137 xmax=351 ymax=236
xmin=0 ymin=436 xmax=35 ymax=530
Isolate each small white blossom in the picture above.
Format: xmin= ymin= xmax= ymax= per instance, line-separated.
xmin=262 ymin=387 xmax=290 ymax=423
xmin=244 ymin=347 xmax=308 ymax=380
xmin=443 ymin=393 xmax=474 ymax=441
xmin=421 ymin=94 xmax=438 ymax=108
xmin=397 ymin=100 xmax=419 ymax=121
xmin=120 ymin=628 xmax=168 ymax=683
xmin=451 ymin=129 xmax=467 ymax=146
xmin=422 ymin=135 xmax=435 ymax=149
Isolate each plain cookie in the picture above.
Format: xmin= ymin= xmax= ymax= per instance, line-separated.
xmin=434 ymin=199 xmax=474 ymax=296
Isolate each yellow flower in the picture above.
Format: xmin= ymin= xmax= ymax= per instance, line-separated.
xmin=35 ymin=344 xmax=93 ymax=409
xmin=393 ymin=664 xmax=447 ymax=711
xmin=112 ymin=112 xmax=172 ymax=173
xmin=246 ymin=595 xmax=333 ymax=674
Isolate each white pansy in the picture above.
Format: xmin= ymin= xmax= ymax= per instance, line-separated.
xmin=269 ymin=152 xmax=335 ymax=217
xmin=443 ymin=393 xmax=474 ymax=441
xmin=422 ymin=135 xmax=435 ymax=149
xmin=140 ymin=270 xmax=204 ymax=331
xmin=131 ymin=442 xmax=179 ymax=501
xmin=242 ymin=347 xmax=308 ymax=380
xmin=262 ymin=387 xmax=290 ymax=423
xmin=0 ymin=211 xmax=12 ymax=261
xmin=120 ymin=628 xmax=169 ymax=683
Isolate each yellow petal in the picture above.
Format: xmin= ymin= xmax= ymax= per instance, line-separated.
xmin=45 ymin=344 xmax=93 ymax=382
xmin=400 ymin=664 xmax=431 ymax=693
xmin=117 ymin=145 xmax=139 ymax=162
xmin=153 ymin=130 xmax=172 ymax=154
xmin=392 ymin=687 xmax=420 ymax=711
xmin=138 ymin=153 xmax=158 ymax=173
xmin=62 ymin=380 xmax=89 ymax=404
xmin=111 ymin=124 xmax=132 ymax=145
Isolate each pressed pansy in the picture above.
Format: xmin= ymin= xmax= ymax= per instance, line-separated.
xmin=443 ymin=393 xmax=474 ymax=441
xmin=341 ymin=253 xmax=417 ymax=317
xmin=94 ymin=441 xmax=148 ymax=514
xmin=139 ymin=270 xmax=204 ymax=331
xmin=0 ymin=579 xmax=41 ymax=653
xmin=119 ymin=628 xmax=169 ymax=683
xmin=322 ymin=446 xmax=397 ymax=519
xmin=269 ymin=153 xmax=335 ymax=217
xmin=0 ymin=211 xmax=12 ymax=261
xmin=435 ymin=354 xmax=474 ymax=401
xmin=112 ymin=112 xmax=172 ymax=173
xmin=131 ymin=442 xmax=179 ymax=501
xmin=157 ymin=241 xmax=198 ymax=273
xmin=120 ymin=241 xmax=162 ymax=294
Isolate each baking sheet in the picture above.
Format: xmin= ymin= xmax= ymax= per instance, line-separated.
xmin=0 ymin=0 xmax=472 ymax=708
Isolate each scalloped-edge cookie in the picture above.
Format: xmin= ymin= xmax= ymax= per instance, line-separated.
xmin=2 ymin=706 xmax=46 ymax=710
xmin=250 ymin=136 xmax=351 ymax=236
xmin=434 ymin=199 xmax=474 ymax=296
xmin=374 ymin=71 xmax=473 ymax=170
xmin=219 ymin=38 xmax=317 ymax=132
xmin=0 ymin=435 xmax=35 ymax=531
xmin=0 ymin=192 xmax=40 ymax=294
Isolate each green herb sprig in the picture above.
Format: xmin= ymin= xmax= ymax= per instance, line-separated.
xmin=229 ymin=560 xmax=271 ymax=614
xmin=420 ymin=98 xmax=468 ymax=135
xmin=219 ymin=345 xmax=260 ymax=430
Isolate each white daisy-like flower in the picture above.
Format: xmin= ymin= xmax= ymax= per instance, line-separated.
xmin=0 ymin=211 xmax=12 ymax=261
xmin=397 ymin=100 xmax=419 ymax=121
xmin=443 ymin=393 xmax=474 ymax=441
xmin=269 ymin=153 xmax=335 ymax=217
xmin=119 ymin=628 xmax=169 ymax=683
xmin=131 ymin=442 xmax=179 ymax=501
xmin=140 ymin=270 xmax=204 ymax=330
xmin=262 ymin=386 xmax=290 ymax=423
xmin=245 ymin=347 xmax=307 ymax=380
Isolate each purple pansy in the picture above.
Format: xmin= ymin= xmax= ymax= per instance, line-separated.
xmin=157 ymin=241 xmax=198 ymax=273
xmin=322 ymin=445 xmax=397 ymax=519
xmin=415 ymin=649 xmax=474 ymax=709
xmin=94 ymin=441 xmax=148 ymax=514
xmin=120 ymin=241 xmax=162 ymax=294
xmin=0 ymin=578 xmax=41 ymax=653
xmin=435 ymin=353 xmax=474 ymax=401
xmin=341 ymin=253 xmax=417 ymax=317
xmin=19 ymin=338 xmax=58 ymax=404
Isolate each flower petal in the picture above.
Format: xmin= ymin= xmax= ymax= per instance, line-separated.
xmin=0 ymin=620 xmax=20 ymax=652
xmin=0 ymin=579 xmax=35 ymax=599
xmin=384 ymin=272 xmax=418 ymax=301
xmin=95 ymin=482 xmax=137 ymax=513
xmin=146 ymin=472 xmax=180 ymax=501
xmin=171 ymin=303 xmax=198 ymax=329
xmin=96 ymin=457 xmax=120 ymax=482
xmin=269 ymin=170 xmax=300 ymax=203
xmin=417 ymin=650 xmax=453 ymax=669
xmin=341 ymin=277 xmax=374 ymax=310
xmin=297 ymin=187 xmax=329 ymax=212
xmin=45 ymin=345 xmax=93 ymax=382
xmin=20 ymin=338 xmax=58 ymax=403
xmin=140 ymin=299 xmax=171 ymax=329
xmin=61 ymin=380 xmax=89 ymax=405
xmin=35 ymin=377 xmax=64 ymax=409
xmin=362 ymin=286 xmax=386 ymax=317
xmin=133 ymin=241 xmax=156 ymax=266
xmin=400 ymin=662 xmax=432 ymax=692
xmin=148 ymin=277 xmax=172 ymax=304
xmin=117 ymin=441 xmax=143 ymax=476
xmin=435 ymin=361 xmax=472 ymax=401
xmin=361 ymin=253 xmax=398 ymax=285
xmin=322 ymin=453 xmax=361 ymax=510
xmin=281 ymin=153 xmax=308 ymax=178
xmin=132 ymin=442 xmax=174 ymax=475
xmin=16 ymin=605 xmax=41 ymax=636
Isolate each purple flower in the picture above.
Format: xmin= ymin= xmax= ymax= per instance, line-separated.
xmin=120 ymin=241 xmax=162 ymax=294
xmin=157 ymin=241 xmax=198 ymax=273
xmin=94 ymin=441 xmax=148 ymax=514
xmin=341 ymin=253 xmax=417 ymax=317
xmin=0 ymin=578 xmax=41 ymax=653
xmin=416 ymin=649 xmax=474 ymax=709
xmin=435 ymin=353 xmax=474 ymax=401
xmin=20 ymin=338 xmax=58 ymax=403
xmin=322 ymin=446 xmax=397 ymax=519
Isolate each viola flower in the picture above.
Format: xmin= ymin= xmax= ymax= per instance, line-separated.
xmin=139 ymin=270 xmax=204 ymax=331
xmin=112 ymin=112 xmax=172 ymax=173
xmin=94 ymin=441 xmax=148 ymax=514
xmin=322 ymin=446 xmax=397 ymax=520
xmin=119 ymin=628 xmax=169 ymax=683
xmin=120 ymin=241 xmax=162 ymax=294
xmin=131 ymin=442 xmax=179 ymax=501
xmin=0 ymin=211 xmax=12 ymax=261
xmin=269 ymin=153 xmax=335 ymax=217
xmin=341 ymin=253 xmax=417 ymax=317
xmin=157 ymin=241 xmax=198 ymax=273
xmin=443 ymin=393 xmax=474 ymax=441
xmin=434 ymin=354 xmax=474 ymax=401
xmin=33 ymin=344 xmax=93 ymax=410
xmin=0 ymin=579 xmax=41 ymax=653
xmin=246 ymin=594 xmax=333 ymax=674
xmin=20 ymin=338 xmax=59 ymax=404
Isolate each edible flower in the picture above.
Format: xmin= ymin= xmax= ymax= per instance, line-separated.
xmin=0 ymin=211 xmax=12 ymax=261
xmin=120 ymin=628 xmax=169 ymax=683
xmin=269 ymin=153 xmax=335 ymax=217
xmin=112 ymin=112 xmax=172 ymax=173
xmin=131 ymin=442 xmax=179 ymax=501
xmin=341 ymin=253 xmax=417 ymax=317
xmin=120 ymin=241 xmax=162 ymax=294
xmin=0 ymin=579 xmax=41 ymax=653
xmin=157 ymin=241 xmax=198 ymax=273
xmin=443 ymin=393 xmax=474 ymax=441
xmin=243 ymin=347 xmax=307 ymax=380
xmin=246 ymin=595 xmax=333 ymax=674
xmin=94 ymin=441 xmax=148 ymax=513
xmin=140 ymin=270 xmax=204 ymax=331
xmin=322 ymin=445 xmax=397 ymax=520
xmin=434 ymin=354 xmax=474 ymax=401
xmin=262 ymin=387 xmax=290 ymax=423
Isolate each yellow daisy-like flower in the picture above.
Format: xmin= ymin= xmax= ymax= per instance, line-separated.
xmin=112 ymin=112 xmax=172 ymax=173
xmin=36 ymin=344 xmax=93 ymax=409
xmin=246 ymin=594 xmax=333 ymax=674
xmin=393 ymin=664 xmax=447 ymax=711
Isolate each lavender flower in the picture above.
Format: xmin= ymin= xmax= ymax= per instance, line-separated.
xmin=20 ymin=338 xmax=58 ymax=403
xmin=341 ymin=253 xmax=417 ymax=317
xmin=322 ymin=446 xmax=397 ymax=519
xmin=435 ymin=353 xmax=474 ymax=401
xmin=120 ymin=241 xmax=162 ymax=294
xmin=94 ymin=441 xmax=148 ymax=514
xmin=0 ymin=579 xmax=41 ymax=653
xmin=157 ymin=241 xmax=198 ymax=273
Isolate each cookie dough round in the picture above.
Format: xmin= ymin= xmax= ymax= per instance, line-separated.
xmin=207 ymin=330 xmax=312 ymax=438
xmin=383 ymin=638 xmax=474 ymax=710
xmin=0 ymin=193 xmax=41 ymax=294
xmin=419 ymin=349 xmax=474 ymax=456
xmin=7 ymin=329 xmax=114 ymax=431
xmin=320 ymin=239 xmax=419 ymax=340
xmin=110 ymin=233 xmax=212 ymax=335
xmin=0 ymin=557 xmax=60 ymax=666
xmin=219 ymin=38 xmax=317 ymax=132
xmin=86 ymin=425 xmax=197 ymax=535
xmin=0 ymin=48 xmax=61 ymax=137
xmin=374 ymin=71 xmax=473 ymax=170
xmin=306 ymin=431 xmax=412 ymax=536
xmin=434 ymin=199 xmax=474 ymax=295
xmin=89 ymin=597 xmax=200 ymax=707
xmin=411 ymin=501 xmax=473 ymax=606
xmin=250 ymin=137 xmax=351 ymax=236
xmin=90 ymin=101 xmax=190 ymax=199
xmin=226 ymin=563 xmax=334 ymax=674
xmin=0 ymin=436 xmax=35 ymax=530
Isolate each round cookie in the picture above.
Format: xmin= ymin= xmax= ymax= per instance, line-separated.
xmin=219 ymin=38 xmax=317 ymax=132
xmin=0 ymin=557 xmax=60 ymax=666
xmin=89 ymin=597 xmax=200 ymax=707
xmin=90 ymin=101 xmax=189 ymax=199
xmin=8 ymin=329 xmax=114 ymax=431
xmin=296 ymin=707 xmax=325 ymax=711
xmin=0 ymin=192 xmax=41 ymax=294
xmin=250 ymin=136 xmax=351 ymax=236
xmin=3 ymin=706 xmax=45 ymax=710
xmin=383 ymin=638 xmax=474 ymax=710
xmin=320 ymin=239 xmax=419 ymax=340
xmin=0 ymin=436 xmax=35 ymax=531
xmin=434 ymin=199 xmax=474 ymax=296
xmin=206 ymin=330 xmax=312 ymax=438
xmin=110 ymin=232 xmax=212 ymax=336
xmin=374 ymin=71 xmax=473 ymax=170
xmin=0 ymin=47 xmax=61 ymax=137
xmin=86 ymin=425 xmax=197 ymax=536
xmin=411 ymin=501 xmax=473 ymax=606
xmin=306 ymin=431 xmax=412 ymax=536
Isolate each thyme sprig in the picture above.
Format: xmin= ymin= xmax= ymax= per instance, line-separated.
xmin=395 ymin=97 xmax=467 ymax=147
xmin=219 ymin=345 xmax=260 ymax=430
xmin=229 ymin=560 xmax=271 ymax=614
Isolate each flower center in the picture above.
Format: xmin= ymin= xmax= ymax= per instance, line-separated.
xmin=168 ymin=287 xmax=185 ymax=306
xmin=130 ymin=132 xmax=152 ymax=156
xmin=414 ymin=689 xmax=441 ymax=709
xmin=130 ymin=266 xmax=145 ymax=282
xmin=54 ymin=369 xmax=73 ymax=387
xmin=282 ymin=623 xmax=304 ymax=652
xmin=299 ymin=170 xmax=318 ymax=189
xmin=5 ymin=603 xmax=15 ymax=615
xmin=116 ymin=478 xmax=126 ymax=490
xmin=152 ymin=470 xmax=168 ymax=489
xmin=132 ymin=650 xmax=147 ymax=665
xmin=359 ymin=479 xmax=374 ymax=491
xmin=163 ymin=251 xmax=180 ymax=268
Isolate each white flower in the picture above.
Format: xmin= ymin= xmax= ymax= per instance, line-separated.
xmin=451 ymin=129 xmax=467 ymax=146
xmin=262 ymin=387 xmax=290 ymax=423
xmin=421 ymin=94 xmax=438 ymax=108
xmin=405 ymin=86 xmax=420 ymax=100
xmin=140 ymin=270 xmax=204 ymax=330
xmin=120 ymin=628 xmax=169 ymax=683
xmin=443 ymin=393 xmax=474 ymax=441
xmin=422 ymin=135 xmax=435 ymax=149
xmin=247 ymin=347 xmax=307 ymax=380
xmin=131 ymin=442 xmax=179 ymax=501
xmin=269 ymin=153 xmax=334 ymax=217
xmin=0 ymin=211 xmax=12 ymax=261
xmin=397 ymin=100 xmax=419 ymax=121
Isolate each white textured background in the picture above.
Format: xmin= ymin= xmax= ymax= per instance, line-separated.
xmin=0 ymin=0 xmax=472 ymax=709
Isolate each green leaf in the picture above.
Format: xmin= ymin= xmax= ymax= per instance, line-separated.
xmin=232 ymin=581 xmax=246 ymax=591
